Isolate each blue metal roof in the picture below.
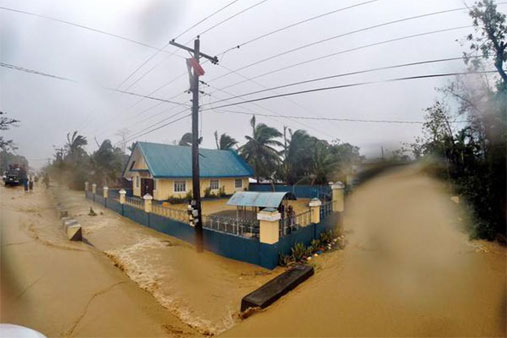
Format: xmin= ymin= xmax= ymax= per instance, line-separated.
xmin=226 ymin=191 xmax=296 ymax=208
xmin=133 ymin=142 xmax=254 ymax=178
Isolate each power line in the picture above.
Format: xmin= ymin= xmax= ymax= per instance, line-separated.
xmin=173 ymin=0 xmax=241 ymax=40
xmin=207 ymin=85 xmax=337 ymax=139
xmin=120 ymin=0 xmax=268 ymax=93
xmin=116 ymin=0 xmax=241 ymax=90
xmin=205 ymin=56 xmax=478 ymax=105
xmin=0 ymin=6 xmax=182 ymax=54
xmin=0 ymin=62 xmax=189 ymax=106
xmin=122 ymin=113 xmax=192 ymax=144
xmin=197 ymin=0 xmax=269 ymax=37
xmin=209 ymin=3 xmax=507 ymax=83
xmin=212 ymin=25 xmax=473 ymax=92
xmin=211 ymin=109 xmax=462 ymax=124
xmin=91 ymin=91 xmax=188 ymax=138
xmin=220 ymin=0 xmax=381 ymax=53
xmin=204 ymin=70 xmax=497 ymax=110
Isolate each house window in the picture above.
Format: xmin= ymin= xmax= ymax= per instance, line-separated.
xmin=174 ymin=180 xmax=186 ymax=192
xmin=210 ymin=179 xmax=219 ymax=190
xmin=135 ymin=176 xmax=139 ymax=188
xmin=235 ymin=178 xmax=243 ymax=189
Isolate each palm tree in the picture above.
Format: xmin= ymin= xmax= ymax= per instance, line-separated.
xmin=282 ymin=129 xmax=318 ymax=184
xmin=240 ymin=115 xmax=282 ymax=182
xmin=64 ymin=131 xmax=87 ymax=162
xmin=178 ymin=132 xmax=202 ymax=146
xmin=310 ymin=142 xmax=336 ymax=185
xmin=214 ymin=131 xmax=238 ymax=150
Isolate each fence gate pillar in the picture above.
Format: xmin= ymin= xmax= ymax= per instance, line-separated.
xmin=257 ymin=208 xmax=281 ymax=244
xmin=309 ymin=198 xmax=322 ymax=224
xmin=330 ymin=181 xmax=345 ymax=212
xmin=84 ymin=181 xmax=89 ymax=191
xmin=143 ymin=193 xmax=153 ymax=213
xmin=91 ymin=183 xmax=97 ymax=194
xmin=119 ymin=189 xmax=126 ymax=204
xmin=103 ymin=186 xmax=109 ymax=199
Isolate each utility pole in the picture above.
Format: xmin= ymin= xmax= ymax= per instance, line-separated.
xmin=170 ymin=37 xmax=218 ymax=252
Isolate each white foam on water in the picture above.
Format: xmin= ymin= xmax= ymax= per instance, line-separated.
xmin=105 ymin=237 xmax=236 ymax=335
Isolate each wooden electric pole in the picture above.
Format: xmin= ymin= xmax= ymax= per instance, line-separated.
xmin=170 ymin=37 xmax=218 ymax=252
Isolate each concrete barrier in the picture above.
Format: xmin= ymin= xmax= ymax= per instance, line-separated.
xmin=61 ymin=218 xmax=82 ymax=241
xmin=241 ymin=264 xmax=314 ymax=312
xmin=65 ymin=223 xmax=82 ymax=241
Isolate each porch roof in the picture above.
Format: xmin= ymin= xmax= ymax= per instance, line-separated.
xmin=226 ymin=191 xmax=296 ymax=208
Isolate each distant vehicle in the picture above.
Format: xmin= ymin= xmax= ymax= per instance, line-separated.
xmin=4 ymin=167 xmax=21 ymax=186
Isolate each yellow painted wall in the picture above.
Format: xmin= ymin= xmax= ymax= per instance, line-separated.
xmin=151 ymin=177 xmax=249 ymax=201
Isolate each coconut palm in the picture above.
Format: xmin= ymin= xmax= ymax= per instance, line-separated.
xmin=281 ymin=129 xmax=319 ymax=184
xmin=178 ymin=132 xmax=202 ymax=146
xmin=214 ymin=131 xmax=238 ymax=150
xmin=64 ymin=131 xmax=87 ymax=162
xmin=310 ymin=141 xmax=336 ymax=185
xmin=239 ymin=115 xmax=282 ymax=182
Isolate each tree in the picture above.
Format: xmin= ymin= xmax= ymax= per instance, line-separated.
xmin=465 ymin=0 xmax=507 ymax=87
xmin=239 ymin=115 xmax=282 ymax=182
xmin=410 ymin=1 xmax=506 ymax=240
xmin=178 ymin=132 xmax=202 ymax=146
xmin=64 ymin=131 xmax=87 ymax=163
xmin=0 ymin=150 xmax=28 ymax=173
xmin=0 ymin=111 xmax=19 ymax=150
xmin=280 ymin=128 xmax=318 ymax=184
xmin=89 ymin=140 xmax=126 ymax=186
xmin=310 ymin=141 xmax=336 ymax=185
xmin=214 ymin=131 xmax=238 ymax=150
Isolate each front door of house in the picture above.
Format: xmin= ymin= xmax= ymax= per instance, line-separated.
xmin=141 ymin=178 xmax=154 ymax=197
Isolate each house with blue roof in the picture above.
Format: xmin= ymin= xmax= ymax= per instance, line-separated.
xmin=123 ymin=141 xmax=254 ymax=201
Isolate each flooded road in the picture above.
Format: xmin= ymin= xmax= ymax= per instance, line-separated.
xmin=0 ymin=184 xmax=198 ymax=337
xmin=224 ymin=166 xmax=506 ymax=337
xmin=50 ymin=187 xmax=283 ymax=335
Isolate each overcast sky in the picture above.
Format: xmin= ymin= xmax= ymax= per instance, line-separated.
xmin=0 ymin=0 xmax=504 ymax=169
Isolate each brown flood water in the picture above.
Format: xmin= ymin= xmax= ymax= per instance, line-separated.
xmin=224 ymin=166 xmax=506 ymax=337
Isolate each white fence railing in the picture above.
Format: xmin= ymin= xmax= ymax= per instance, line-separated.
xmin=151 ymin=204 xmax=188 ymax=223
xmin=203 ymin=214 xmax=259 ymax=239
xmin=124 ymin=196 xmax=144 ymax=209
xmin=279 ymin=208 xmax=312 ymax=237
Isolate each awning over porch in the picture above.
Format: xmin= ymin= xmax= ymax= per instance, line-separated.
xmin=226 ymin=191 xmax=296 ymax=209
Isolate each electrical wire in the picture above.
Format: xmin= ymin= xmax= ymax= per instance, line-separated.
xmin=219 ymin=0 xmax=381 ymax=54
xmin=211 ymin=25 xmax=473 ymax=93
xmin=115 ymin=0 xmax=241 ymax=90
xmin=211 ymin=109 xmax=451 ymax=124
xmin=197 ymin=0 xmax=269 ymax=37
xmin=0 ymin=62 xmax=189 ymax=106
xmin=204 ymin=70 xmax=497 ymax=110
xmin=0 ymin=6 xmax=179 ymax=54
xmin=122 ymin=113 xmax=192 ymax=144
xmin=209 ymin=3 xmax=506 ymax=83
xmin=205 ymin=56 xmax=479 ymax=105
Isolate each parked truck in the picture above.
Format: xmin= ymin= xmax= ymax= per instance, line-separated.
xmin=3 ymin=165 xmax=22 ymax=186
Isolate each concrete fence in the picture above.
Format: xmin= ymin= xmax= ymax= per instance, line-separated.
xmin=84 ymin=182 xmax=345 ymax=269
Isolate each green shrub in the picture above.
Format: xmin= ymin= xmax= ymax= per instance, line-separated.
xmin=291 ymin=242 xmax=307 ymax=262
xmin=310 ymin=239 xmax=321 ymax=250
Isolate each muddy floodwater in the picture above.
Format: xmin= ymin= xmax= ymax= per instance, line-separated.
xmin=1 ymin=165 xmax=505 ymax=337
xmin=224 ymin=166 xmax=506 ymax=337
xmin=1 ymin=182 xmax=282 ymax=336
